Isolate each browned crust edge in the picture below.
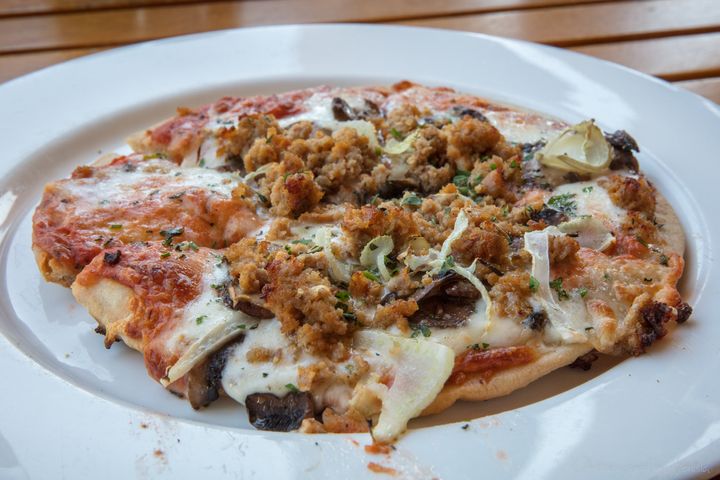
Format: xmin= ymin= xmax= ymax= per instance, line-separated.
xmin=423 ymin=343 xmax=593 ymax=415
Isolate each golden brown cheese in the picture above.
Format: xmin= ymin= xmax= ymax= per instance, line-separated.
xmin=32 ymin=154 xmax=262 ymax=285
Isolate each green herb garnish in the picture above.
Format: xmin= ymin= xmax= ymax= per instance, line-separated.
xmin=547 ymin=193 xmax=577 ymax=215
xmin=285 ymin=383 xmax=300 ymax=393
xmin=362 ymin=270 xmax=380 ymax=282
xmin=160 ymin=226 xmax=184 ymax=246
xmin=549 ymin=277 xmax=569 ymax=300
xmin=529 ymin=275 xmax=539 ymax=292
xmin=402 ymin=195 xmax=423 ymax=206
xmin=195 ymin=315 xmax=207 ymax=325
xmin=390 ymin=128 xmax=403 ymax=140
xmin=411 ymin=324 xmax=431 ymax=338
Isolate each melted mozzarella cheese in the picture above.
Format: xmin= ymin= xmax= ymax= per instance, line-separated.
xmin=524 ymin=227 xmax=591 ymax=344
xmin=162 ymin=258 xmax=257 ymax=385
xmin=69 ymin=159 xmax=238 ymax=206
xmin=484 ymin=110 xmax=566 ymax=143
xmin=351 ymin=330 xmax=454 ymax=443
xmin=550 ymin=179 xmax=626 ymax=227
xmin=221 ymin=319 xmax=313 ymax=402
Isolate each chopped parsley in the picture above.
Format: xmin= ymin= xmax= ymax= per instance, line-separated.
xmin=439 ymin=255 xmax=456 ymax=275
xmin=509 ymin=159 xmax=519 ymax=169
xmin=195 ymin=315 xmax=207 ymax=325
xmin=549 ymin=277 xmax=569 ymax=300
xmin=547 ymin=193 xmax=577 ymax=215
xmin=582 ymin=186 xmax=594 ymax=193
xmin=291 ymin=238 xmax=312 ymax=245
xmin=199 ymin=158 xmax=206 ymax=167
xmin=453 ymin=170 xmax=472 ymax=196
xmin=390 ymin=127 xmax=403 ymax=141
xmin=578 ymin=287 xmax=588 ymax=298
xmin=160 ymin=251 xmax=171 ymax=258
xmin=285 ymin=383 xmax=300 ymax=393
xmin=335 ymin=290 xmax=350 ymax=302
xmin=374 ymin=146 xmax=383 ymax=156
xmin=402 ymin=194 xmax=423 ymax=206
xmin=362 ymin=270 xmax=380 ymax=282
xmin=160 ymin=226 xmax=184 ymax=246
xmin=529 ymin=275 xmax=539 ymax=292
xmin=411 ymin=324 xmax=431 ymax=338
xmin=109 ymin=224 xmax=122 ymax=230
xmin=175 ymin=241 xmax=199 ymax=252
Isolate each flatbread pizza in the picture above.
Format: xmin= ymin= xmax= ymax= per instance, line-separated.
xmin=33 ymin=82 xmax=691 ymax=443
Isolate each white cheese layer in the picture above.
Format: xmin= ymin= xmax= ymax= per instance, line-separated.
xmin=550 ymin=179 xmax=626 ymax=227
xmin=427 ymin=303 xmax=529 ymax=354
xmin=162 ymin=257 xmax=257 ymax=385
xmin=524 ymin=227 xmax=591 ymax=344
xmin=68 ymin=158 xmax=238 ymax=206
xmin=221 ymin=319 xmax=313 ymax=403
xmin=351 ymin=330 xmax=454 ymax=443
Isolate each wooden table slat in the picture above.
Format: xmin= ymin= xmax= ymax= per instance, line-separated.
xmin=572 ymin=32 xmax=720 ymax=81
xmin=0 ymin=0 xmax=687 ymax=54
xmin=674 ymin=77 xmax=720 ymax=104
xmin=399 ymin=0 xmax=720 ymax=47
xmin=0 ymin=0 xmax=206 ymax=17
xmin=0 ymin=0 xmax=615 ymax=18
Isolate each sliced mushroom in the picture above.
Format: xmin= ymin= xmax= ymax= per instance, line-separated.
xmin=234 ymin=297 xmax=274 ymax=319
xmin=606 ymin=130 xmax=640 ymax=171
xmin=331 ymin=97 xmax=354 ymax=121
xmin=409 ymin=273 xmax=480 ymax=328
xmin=186 ymin=338 xmax=242 ymax=409
xmin=245 ymin=392 xmax=315 ymax=431
xmin=452 ymin=106 xmax=488 ymax=122
xmin=217 ymin=282 xmax=274 ymax=319
xmin=530 ymin=205 xmax=568 ymax=226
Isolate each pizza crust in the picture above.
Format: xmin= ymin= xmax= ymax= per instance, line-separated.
xmin=32 ymin=246 xmax=79 ymax=288
xmin=654 ymin=190 xmax=685 ymax=256
xmin=71 ymin=277 xmax=144 ymax=351
xmin=423 ymin=343 xmax=593 ymax=415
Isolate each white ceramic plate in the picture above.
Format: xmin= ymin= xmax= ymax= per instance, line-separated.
xmin=0 ymin=24 xmax=718 ymax=480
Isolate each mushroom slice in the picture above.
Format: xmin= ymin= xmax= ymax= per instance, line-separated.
xmin=186 ymin=338 xmax=241 ymax=409
xmin=245 ymin=392 xmax=315 ymax=431
xmin=217 ymin=282 xmax=274 ymax=319
xmin=409 ymin=273 xmax=480 ymax=328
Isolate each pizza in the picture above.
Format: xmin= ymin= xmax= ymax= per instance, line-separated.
xmin=33 ymin=81 xmax=692 ymax=443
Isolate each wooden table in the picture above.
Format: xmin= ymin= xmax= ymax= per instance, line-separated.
xmin=0 ymin=0 xmax=719 ymax=105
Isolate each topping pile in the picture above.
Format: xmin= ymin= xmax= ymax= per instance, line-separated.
xmin=34 ymin=83 xmax=691 ymax=443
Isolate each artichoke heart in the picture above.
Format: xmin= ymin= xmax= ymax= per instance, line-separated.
xmin=537 ymin=120 xmax=611 ymax=173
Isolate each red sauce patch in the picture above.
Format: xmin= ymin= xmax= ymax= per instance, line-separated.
xmin=364 ymin=443 xmax=393 ymax=455
xmin=32 ymin=156 xmax=261 ymax=278
xmin=367 ymin=462 xmax=398 ymax=476
xmin=76 ymin=242 xmax=210 ymax=380
xmin=449 ymin=346 xmax=536 ymax=385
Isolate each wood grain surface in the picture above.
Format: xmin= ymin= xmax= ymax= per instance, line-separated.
xmin=0 ymin=0 xmax=717 ymax=105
